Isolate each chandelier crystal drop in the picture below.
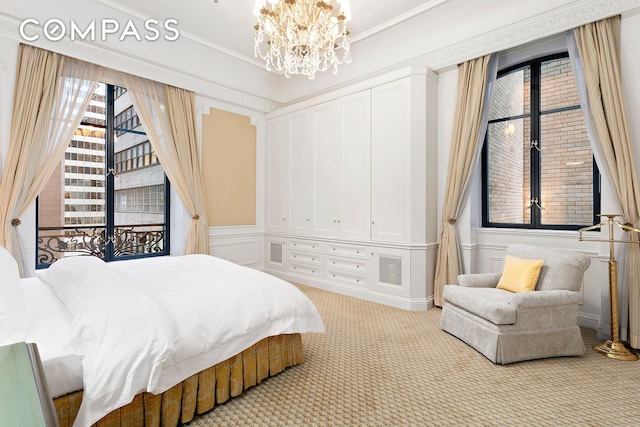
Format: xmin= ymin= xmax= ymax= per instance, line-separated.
xmin=253 ymin=0 xmax=352 ymax=80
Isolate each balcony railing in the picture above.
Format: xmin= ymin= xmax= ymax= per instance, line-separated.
xmin=37 ymin=224 xmax=165 ymax=266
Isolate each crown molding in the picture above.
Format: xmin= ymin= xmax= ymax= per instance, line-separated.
xmin=350 ymin=0 xmax=450 ymax=44
xmin=94 ymin=0 xmax=268 ymax=70
xmin=0 ymin=12 xmax=281 ymax=112
xmin=423 ymin=0 xmax=640 ymax=71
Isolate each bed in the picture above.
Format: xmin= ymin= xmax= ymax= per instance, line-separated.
xmin=0 ymin=247 xmax=324 ymax=427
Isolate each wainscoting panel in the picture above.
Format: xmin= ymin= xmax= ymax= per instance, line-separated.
xmin=210 ymin=235 xmax=263 ymax=269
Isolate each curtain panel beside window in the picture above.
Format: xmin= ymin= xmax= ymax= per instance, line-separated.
xmin=433 ymin=54 xmax=498 ymax=307
xmin=121 ymin=74 xmax=209 ymax=255
xmin=568 ymin=16 xmax=640 ymax=349
xmin=0 ymin=44 xmax=102 ymax=276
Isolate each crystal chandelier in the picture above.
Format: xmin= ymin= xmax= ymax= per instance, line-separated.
xmin=253 ymin=0 xmax=352 ymax=79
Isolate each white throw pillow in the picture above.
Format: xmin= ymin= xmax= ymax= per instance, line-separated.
xmin=0 ymin=246 xmax=28 ymax=346
xmin=39 ymin=255 xmax=109 ymax=311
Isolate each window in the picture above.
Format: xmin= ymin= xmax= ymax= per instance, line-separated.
xmin=37 ymin=82 xmax=170 ymax=267
xmin=482 ymin=53 xmax=600 ymax=230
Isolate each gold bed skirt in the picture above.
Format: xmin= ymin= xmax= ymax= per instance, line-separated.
xmin=53 ymin=333 xmax=304 ymax=427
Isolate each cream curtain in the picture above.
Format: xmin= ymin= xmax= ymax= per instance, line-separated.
xmin=569 ymin=16 xmax=640 ymax=348
xmin=433 ymin=54 xmax=498 ymax=307
xmin=121 ymin=74 xmax=209 ymax=255
xmin=0 ymin=45 xmax=102 ymax=276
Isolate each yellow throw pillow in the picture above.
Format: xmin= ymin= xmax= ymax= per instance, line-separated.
xmin=496 ymin=255 xmax=544 ymax=293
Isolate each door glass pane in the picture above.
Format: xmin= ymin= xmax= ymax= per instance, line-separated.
xmin=37 ymin=83 xmax=107 ymax=266
xmin=488 ymin=66 xmax=530 ymax=121
xmin=113 ymin=88 xmax=165 ymax=256
xmin=540 ymin=110 xmax=593 ymax=225
xmin=486 ymin=117 xmax=531 ymax=224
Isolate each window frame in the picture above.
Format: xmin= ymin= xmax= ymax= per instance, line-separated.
xmin=481 ymin=52 xmax=600 ymax=231
xmin=36 ymin=83 xmax=170 ymax=269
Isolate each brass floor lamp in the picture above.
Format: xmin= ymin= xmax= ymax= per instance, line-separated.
xmin=579 ymin=214 xmax=639 ymax=361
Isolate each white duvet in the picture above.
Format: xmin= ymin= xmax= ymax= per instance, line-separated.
xmin=39 ymin=254 xmax=324 ymax=427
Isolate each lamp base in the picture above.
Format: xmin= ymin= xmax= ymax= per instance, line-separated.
xmin=593 ymin=340 xmax=639 ymax=361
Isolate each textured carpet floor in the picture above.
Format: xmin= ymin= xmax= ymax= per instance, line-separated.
xmin=190 ymin=284 xmax=640 ymax=426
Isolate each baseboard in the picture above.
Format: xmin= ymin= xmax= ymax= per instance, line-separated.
xmin=578 ymin=312 xmax=600 ymax=331
xmin=266 ymin=269 xmax=433 ymax=311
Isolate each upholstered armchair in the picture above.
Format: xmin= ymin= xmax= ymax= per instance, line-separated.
xmin=440 ymin=244 xmax=591 ymax=364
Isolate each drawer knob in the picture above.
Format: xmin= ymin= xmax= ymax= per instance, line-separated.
xmin=293 ymin=255 xmax=296 ymax=258
xmin=333 ymin=248 xmax=336 ymax=251
xmin=357 ymin=251 xmax=360 ymax=254
xmin=312 ymin=258 xmax=315 ymax=261
xmin=357 ymin=279 xmax=360 ymax=283
xmin=333 ymin=274 xmax=336 ymax=278
xmin=293 ymin=266 xmax=297 ymax=269
xmin=312 ymin=270 xmax=315 ymax=273
xmin=356 ymin=265 xmax=360 ymax=268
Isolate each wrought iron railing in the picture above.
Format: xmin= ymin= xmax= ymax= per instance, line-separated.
xmin=37 ymin=224 xmax=165 ymax=266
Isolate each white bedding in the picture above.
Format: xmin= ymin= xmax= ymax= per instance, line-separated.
xmin=35 ymin=254 xmax=324 ymax=427
xmin=23 ymin=277 xmax=83 ymax=399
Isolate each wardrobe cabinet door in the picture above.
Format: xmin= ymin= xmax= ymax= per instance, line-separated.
xmin=265 ymin=117 xmax=287 ymax=233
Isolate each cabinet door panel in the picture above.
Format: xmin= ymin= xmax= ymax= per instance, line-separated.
xmin=311 ymin=103 xmax=337 ymax=237
xmin=371 ymin=80 xmax=411 ymax=243
xmin=287 ymin=112 xmax=311 ymax=235
xmin=338 ymin=92 xmax=371 ymax=240
xmin=265 ymin=118 xmax=287 ymax=232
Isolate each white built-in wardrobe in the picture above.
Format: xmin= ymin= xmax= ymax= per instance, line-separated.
xmin=264 ymin=65 xmax=439 ymax=310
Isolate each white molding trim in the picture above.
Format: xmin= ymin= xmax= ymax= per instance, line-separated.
xmin=266 ymin=64 xmax=430 ymax=118
xmin=578 ymin=312 xmax=601 ymax=330
xmin=275 ymin=0 xmax=640 ymax=106
xmin=0 ymin=12 xmax=280 ymax=113
xmin=423 ymin=0 xmax=640 ymax=71
xmin=350 ymin=0 xmax=450 ymax=44
xmin=95 ymin=0 xmax=268 ymax=70
xmin=209 ymin=226 xmax=263 ymax=238
xmin=266 ymin=269 xmax=432 ymax=311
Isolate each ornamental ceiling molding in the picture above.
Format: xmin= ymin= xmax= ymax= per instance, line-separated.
xmin=0 ymin=12 xmax=280 ymax=113
xmin=424 ymin=0 xmax=640 ymax=71
xmin=95 ymin=0 xmax=267 ymax=69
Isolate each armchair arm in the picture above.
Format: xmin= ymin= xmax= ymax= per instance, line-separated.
xmin=509 ymin=290 xmax=581 ymax=309
xmin=457 ymin=272 xmax=502 ymax=288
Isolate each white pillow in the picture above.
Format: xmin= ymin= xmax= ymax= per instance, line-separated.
xmin=0 ymin=246 xmax=28 ymax=346
xmin=38 ymin=255 xmax=110 ymax=313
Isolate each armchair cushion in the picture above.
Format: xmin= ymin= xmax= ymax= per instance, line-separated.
xmin=505 ymin=244 xmax=590 ymax=292
xmin=496 ymin=255 xmax=544 ymax=293
xmin=443 ymin=285 xmax=516 ymax=325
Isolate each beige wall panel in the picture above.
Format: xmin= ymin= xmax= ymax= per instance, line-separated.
xmin=202 ymin=108 xmax=257 ymax=226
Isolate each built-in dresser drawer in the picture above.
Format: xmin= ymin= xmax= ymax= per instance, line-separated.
xmin=288 ymin=239 xmax=321 ymax=253
xmin=289 ymin=262 xmax=322 ymax=278
xmin=289 ymin=250 xmax=322 ymax=266
xmin=325 ymin=267 xmax=368 ymax=287
xmin=326 ymin=242 xmax=370 ymax=260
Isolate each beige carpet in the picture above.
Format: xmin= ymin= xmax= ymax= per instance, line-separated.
xmin=190 ymin=284 xmax=640 ymax=426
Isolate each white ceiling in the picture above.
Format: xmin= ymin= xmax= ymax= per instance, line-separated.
xmin=98 ymin=0 xmax=449 ymax=68
xmin=2 ymin=0 xmax=639 ymax=107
